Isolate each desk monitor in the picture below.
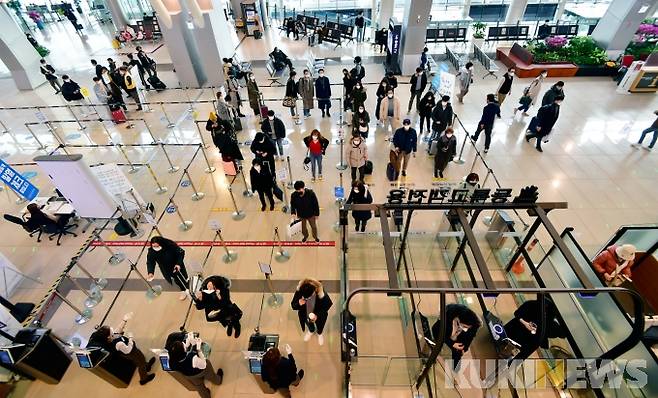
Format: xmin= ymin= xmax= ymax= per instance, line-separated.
xmin=0 ymin=344 xmax=25 ymax=365
xmin=249 ymin=358 xmax=262 ymax=374
xmin=75 ymin=351 xmax=93 ymax=368
xmin=159 ymin=353 xmax=171 ymax=371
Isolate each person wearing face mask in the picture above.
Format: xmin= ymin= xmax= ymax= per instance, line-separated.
xmin=418 ymin=91 xmax=436 ymax=135
xmin=541 ymin=81 xmax=565 ymax=107
xmin=250 ymin=158 xmax=275 ymax=211
xmin=290 ymin=181 xmax=321 ymax=242
xmin=284 ymin=71 xmax=302 ymax=125
xmin=102 ymin=66 xmax=128 ymax=111
xmin=456 ymin=62 xmax=474 ymax=103
xmin=434 ymin=127 xmax=457 ymax=178
xmin=260 ymin=110 xmax=287 ymax=160
xmin=193 ymin=275 xmax=242 ymax=338
xmin=379 ymin=88 xmax=401 ymax=139
xmin=215 ymin=90 xmax=234 ymax=122
xmin=342 ymin=69 xmax=355 ymax=112
xmin=303 ymin=129 xmax=329 ymax=181
xmin=458 ymin=172 xmax=480 ymax=200
xmin=352 ymin=105 xmax=370 ymax=138
xmin=291 ymin=278 xmax=332 ymax=345
xmin=431 ymin=95 xmax=454 ymax=138
xmin=61 ymin=75 xmax=86 ymax=115
xmin=315 ymin=68 xmax=331 ymax=118
xmin=374 ymin=80 xmax=389 ymax=122
xmin=516 ymin=70 xmax=547 ymax=116
xmin=392 ymin=119 xmax=417 ymax=177
xmin=346 ymin=181 xmax=373 ymax=232
xmin=383 ymin=71 xmax=398 ymax=90
xmin=250 ymin=132 xmax=277 ymax=174
xmin=525 ymin=95 xmax=563 ymax=152
xmin=226 ymin=73 xmax=245 ymax=117
xmin=146 ymin=236 xmax=189 ymax=301
xmin=351 ymin=81 xmax=367 ymax=114
xmin=298 ymin=69 xmax=315 ymax=119
xmin=93 ymin=76 xmax=112 ymax=105
xmin=408 ymin=67 xmax=428 ymax=113
xmin=168 ymin=334 xmax=224 ymax=398
xmin=246 ymin=73 xmax=261 ymax=117
xmin=351 ymin=56 xmax=365 ymax=82
xmin=430 ymin=304 xmax=481 ymax=370
xmin=504 ymin=296 xmax=565 ymax=360
xmin=346 ymin=132 xmax=368 ymax=182
xmin=207 ymin=113 xmax=242 ymax=165
xmin=471 ymin=94 xmax=501 ymax=154
xmin=496 ymin=68 xmax=514 ymax=105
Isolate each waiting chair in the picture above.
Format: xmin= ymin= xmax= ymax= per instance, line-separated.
xmin=3 ymin=214 xmax=44 ymax=241
xmin=42 ymin=215 xmax=78 ymax=246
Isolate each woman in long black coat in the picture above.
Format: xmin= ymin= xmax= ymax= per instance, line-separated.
xmin=434 ymin=127 xmax=457 ymax=178
xmin=504 ymin=296 xmax=565 ymax=360
xmin=206 ymin=114 xmax=243 ymax=162
xmin=146 ymin=236 xmax=189 ymax=301
xmin=418 ymin=92 xmax=436 ymax=135
xmin=345 ymin=181 xmax=373 ymax=232
xmin=249 ymin=158 xmax=275 ymax=211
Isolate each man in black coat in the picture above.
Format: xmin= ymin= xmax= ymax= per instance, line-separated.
xmin=541 ymin=81 xmax=565 ymax=106
xmin=91 ymin=59 xmax=104 ymax=81
xmin=431 ymin=95 xmax=453 ymax=136
xmin=408 ymin=67 xmax=428 ymax=113
xmin=504 ymin=296 xmax=565 ymax=360
xmin=290 ymin=278 xmax=332 ymax=345
xmin=250 ymin=132 xmax=276 ymax=174
xmin=431 ymin=304 xmax=481 ymax=370
xmin=290 ymin=181 xmax=320 ymax=242
xmin=315 ymin=68 xmax=332 ymax=117
xmin=471 ymin=94 xmax=501 ymax=153
xmin=526 ymin=95 xmax=563 ymax=152
xmin=146 ymin=236 xmax=189 ymax=301
xmin=61 ymin=75 xmax=89 ymax=117
xmin=260 ymin=110 xmax=287 ymax=160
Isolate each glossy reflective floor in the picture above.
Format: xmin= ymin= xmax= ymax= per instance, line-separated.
xmin=0 ymin=16 xmax=656 ymax=398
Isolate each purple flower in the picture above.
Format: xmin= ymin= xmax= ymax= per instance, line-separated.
xmin=545 ymin=35 xmax=568 ymax=48
xmin=637 ymin=24 xmax=658 ymax=36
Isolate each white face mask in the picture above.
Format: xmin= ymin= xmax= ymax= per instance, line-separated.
xmin=202 ymin=289 xmax=214 ymax=294
xmin=268 ymin=117 xmax=274 ymax=121
xmin=312 ymin=136 xmax=318 ymax=141
xmin=152 ymin=246 xmax=162 ymax=252
xmin=358 ymin=108 xmax=364 ymax=113
xmin=442 ymin=101 xmax=448 ymax=106
xmin=319 ymin=73 xmax=324 ymax=77
xmin=510 ymin=72 xmax=515 ymax=76
xmin=254 ymin=165 xmax=261 ymax=171
xmin=353 ymin=139 xmax=360 ymax=145
xmin=305 ymin=74 xmax=310 ymax=78
xmin=404 ymin=126 xmax=410 ymax=130
xmin=353 ymin=189 xmax=359 ymax=194
xmin=388 ymin=94 xmax=393 ymax=99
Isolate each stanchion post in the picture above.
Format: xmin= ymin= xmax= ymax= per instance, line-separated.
xmin=46 ymin=122 xmax=67 ymax=148
xmin=116 ymin=144 xmax=139 ymax=173
xmin=239 ymin=166 xmax=254 ymax=197
xmin=183 ymin=169 xmax=205 ymax=201
xmin=227 ymin=186 xmax=245 ymax=220
xmin=129 ymin=260 xmax=162 ymax=299
xmin=280 ymin=183 xmax=289 ymax=213
xmin=53 ymin=290 xmax=92 ymax=324
xmin=0 ymin=119 xmax=10 ymax=134
xmin=194 ymin=121 xmax=210 ymax=148
xmin=170 ymin=198 xmax=193 ymax=231
xmin=143 ymin=120 xmax=160 ymax=144
xmin=96 ymin=235 xmax=126 ymax=265
xmin=65 ymin=274 xmax=102 ymax=308
xmin=217 ymin=229 xmax=237 ymax=263
xmin=24 ymin=124 xmax=47 ymax=150
xmin=160 ymin=103 xmax=175 ymax=128
xmin=265 ymin=274 xmax=283 ymax=307
xmin=273 ymin=227 xmax=290 ymax=262
xmin=160 ymin=143 xmax=180 ymax=173
xmin=184 ymin=87 xmax=195 ymax=112
xmin=286 ymin=156 xmax=294 ymax=189
xmin=200 ymin=144 xmax=216 ymax=173
xmin=74 ymin=261 xmax=108 ymax=290
xmin=67 ymin=104 xmax=86 ymax=130
xmin=336 ymin=128 xmax=347 ymax=170
xmin=146 ymin=163 xmax=168 ymax=194
xmin=99 ymin=120 xmax=114 ymax=144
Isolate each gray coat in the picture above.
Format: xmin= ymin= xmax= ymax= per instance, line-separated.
xmin=457 ymin=66 xmax=472 ymax=92
xmin=226 ymin=77 xmax=241 ymax=109
xmin=298 ymin=77 xmax=315 ymax=109
xmin=216 ymin=100 xmax=233 ymax=121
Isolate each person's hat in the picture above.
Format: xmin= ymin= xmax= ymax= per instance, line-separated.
xmin=615 ymin=244 xmax=636 ymax=261
xmin=403 ymin=118 xmax=411 ymax=125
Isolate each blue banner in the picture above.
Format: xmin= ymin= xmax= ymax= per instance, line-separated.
xmin=0 ymin=160 xmax=39 ymax=201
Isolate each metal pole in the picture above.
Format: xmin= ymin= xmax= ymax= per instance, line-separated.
xmin=129 ymin=260 xmax=162 ymax=299
xmin=46 ymin=122 xmax=67 ymax=148
xmin=115 ymin=144 xmax=139 ymax=173
xmin=200 ymin=144 xmax=216 ymax=173
xmin=469 ymin=152 xmax=479 ymax=174
xmin=99 ymin=120 xmax=114 ymax=144
xmin=53 ymin=290 xmax=92 ymax=324
xmin=74 ymin=261 xmax=108 ymax=290
xmin=145 ymin=163 xmax=168 ymax=194
xmin=286 ymin=156 xmax=294 ymax=189
xmin=96 ymin=235 xmax=126 ymax=265
xmin=24 ymin=124 xmax=47 ymax=150
xmin=265 ymin=274 xmax=283 ymax=307
xmin=142 ymin=120 xmax=160 ymax=143
xmin=170 ymin=198 xmax=193 ymax=231
xmin=67 ymin=104 xmax=86 ymax=130
xmin=194 ymin=121 xmax=210 ymax=148
xmin=0 ymin=119 xmax=10 ymax=134
xmin=227 ymin=186 xmax=245 ymax=220
xmin=454 ymin=127 xmax=469 ymax=164
xmin=336 ymin=128 xmax=347 ymax=170
xmin=217 ymin=229 xmax=238 ymax=263
xmin=5 ymin=184 xmax=26 ymax=204
xmin=183 ymin=169 xmax=205 ymax=201
xmin=281 ymin=183 xmax=289 ymax=213
xmin=160 ymin=103 xmax=175 ymax=128
xmin=273 ymin=227 xmax=290 ymax=262
xmin=160 ymin=143 xmax=180 ymax=173
xmin=239 ymin=167 xmax=254 ymax=197
xmin=65 ymin=275 xmax=101 ymax=308
xmin=184 ymin=87 xmax=195 ymax=112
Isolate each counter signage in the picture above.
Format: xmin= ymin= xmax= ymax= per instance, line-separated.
xmin=386 ymin=186 xmax=538 ymax=206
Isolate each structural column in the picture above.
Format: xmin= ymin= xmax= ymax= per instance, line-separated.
xmin=592 ymin=0 xmax=658 ymax=58
xmin=504 ymin=0 xmax=528 ymax=24
xmin=377 ymin=0 xmax=394 ymax=30
xmin=398 ymin=0 xmax=432 ymax=76
xmin=554 ymin=0 xmax=568 ymax=21
xmin=462 ymin=0 xmax=472 ymax=19
xmin=106 ymin=0 xmax=129 ymax=29
xmin=0 ymin=4 xmax=45 ymax=90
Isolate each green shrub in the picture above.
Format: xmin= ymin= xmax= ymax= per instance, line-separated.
xmin=526 ymin=36 xmax=608 ymax=65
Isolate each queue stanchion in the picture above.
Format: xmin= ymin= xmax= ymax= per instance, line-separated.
xmin=138 ymin=87 xmax=152 ymax=112
xmin=334 ymin=172 xmax=345 ymax=232
xmin=53 ymin=290 xmax=92 ymax=324
xmin=481 ymin=168 xmax=494 ymax=226
xmin=160 ymin=103 xmax=175 ymax=128
xmin=183 ymin=168 xmax=205 ymax=201
xmin=95 ymin=235 xmax=126 ymax=265
xmin=115 ymin=144 xmax=139 ymax=174
xmin=146 ymin=163 xmax=168 ymax=194
xmin=239 ymin=166 xmax=253 ymax=197
xmin=195 ymin=121 xmax=210 ymax=148
xmin=99 ymin=120 xmax=115 ymax=144
xmin=65 ymin=274 xmax=102 ymax=308
xmin=143 ymin=120 xmax=160 ymax=144
xmin=24 ymin=124 xmax=47 ymax=150
xmin=227 ymin=186 xmax=245 ymax=220
xmin=335 ymin=128 xmax=347 ymax=170
xmin=280 ymin=183 xmax=289 ymax=213
xmin=273 ymin=227 xmax=290 ymax=262
xmin=0 ymin=119 xmax=10 ymax=134
xmin=184 ymin=87 xmax=195 ymax=112
xmin=454 ymin=128 xmax=469 ymax=165
xmin=46 ymin=122 xmax=69 ymax=153
xmin=286 ymin=156 xmax=294 ymax=189
xmin=169 ymin=198 xmax=193 ymax=231
xmin=199 ymin=144 xmax=216 ymax=173
xmin=160 ymin=143 xmax=180 ymax=173
xmin=73 ymin=260 xmax=108 ymax=290
xmin=67 ymin=104 xmax=86 ymax=130
xmin=129 ymin=259 xmax=162 ymax=299
xmin=216 ymin=228 xmax=237 ymax=263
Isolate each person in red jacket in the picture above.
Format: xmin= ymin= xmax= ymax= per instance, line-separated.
xmin=592 ymin=244 xmax=636 ymax=283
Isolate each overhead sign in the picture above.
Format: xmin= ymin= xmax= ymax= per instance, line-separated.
xmin=386 ymin=186 xmax=538 ymax=205
xmin=0 ymin=160 xmax=39 ymax=201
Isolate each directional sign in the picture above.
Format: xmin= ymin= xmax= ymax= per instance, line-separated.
xmin=0 ymin=160 xmax=39 ymax=200
xmin=334 ymin=186 xmax=344 ymax=199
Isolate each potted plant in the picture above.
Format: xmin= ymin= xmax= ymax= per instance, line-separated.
xmin=471 ymin=21 xmax=486 ymax=50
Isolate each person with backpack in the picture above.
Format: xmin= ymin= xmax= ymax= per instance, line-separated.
xmin=434 ymin=127 xmax=457 ymax=178
xmin=418 ymin=91 xmax=436 ymax=135
xmin=290 ymin=181 xmax=321 ymax=243
xmin=260 ymin=110 xmax=286 ymax=160
xmin=346 ymin=132 xmax=368 ymax=182
xmin=250 ymin=158 xmax=275 ymax=211
xmin=303 ymin=129 xmax=330 ymax=182
xmin=471 ymin=94 xmax=501 ymax=154
xmin=136 ymin=46 xmax=156 ymax=78
xmin=146 ymin=236 xmax=190 ymax=301
xmin=39 ymin=59 xmax=61 ymax=94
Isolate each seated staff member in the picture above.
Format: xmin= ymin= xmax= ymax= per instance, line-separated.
xmin=261 ymin=344 xmax=304 ymax=396
xmin=146 ymin=236 xmax=190 ymax=301
xmin=90 ymin=312 xmax=155 ymax=385
xmin=26 ymin=202 xmax=59 ymax=224
xmin=430 ymin=304 xmax=481 ymax=370
xmin=193 ymin=276 xmax=242 ymax=338
xmin=169 ymin=334 xmax=223 ymax=398
xmin=291 ymin=278 xmax=333 ymax=346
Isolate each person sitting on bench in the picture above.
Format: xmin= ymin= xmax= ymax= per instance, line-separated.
xmin=269 ymin=47 xmax=293 ymax=72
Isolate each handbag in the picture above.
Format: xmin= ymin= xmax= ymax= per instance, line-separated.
xmin=303 ymin=149 xmax=311 ymax=171
xmin=282 ymin=96 xmax=296 ymax=108
xmin=287 ymin=219 xmax=303 ymax=239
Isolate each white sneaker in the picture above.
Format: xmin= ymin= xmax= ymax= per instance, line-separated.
xmin=303 ymin=330 xmax=312 ymax=342
xmin=317 ymin=334 xmax=324 ymax=346
xmin=642 ymin=146 xmax=653 ymax=151
xmin=178 ymin=291 xmax=188 ymax=301
xmin=631 ymin=143 xmax=641 ymax=148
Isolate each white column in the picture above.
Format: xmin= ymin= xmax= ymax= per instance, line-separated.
xmin=106 ymin=0 xmax=129 ymax=30
xmin=462 ymin=0 xmax=472 ymax=19
xmin=399 ymin=0 xmax=432 ymax=75
xmin=504 ymin=0 xmax=529 ymax=24
xmin=0 ymin=4 xmax=45 ymax=90
xmin=378 ymin=0 xmax=394 ymax=29
xmin=592 ymin=0 xmax=658 ymax=58
xmin=554 ymin=0 xmax=568 ymax=21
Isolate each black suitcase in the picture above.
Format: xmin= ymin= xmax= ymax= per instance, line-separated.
xmin=148 ymin=75 xmax=166 ymax=91
xmin=386 ymin=162 xmax=398 ymax=181
xmin=364 ymin=160 xmax=373 ymax=175
xmin=233 ymin=116 xmax=243 ymax=131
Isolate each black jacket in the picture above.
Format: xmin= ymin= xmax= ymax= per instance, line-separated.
xmin=418 ymin=95 xmax=436 ymax=117
xmin=504 ymin=298 xmax=565 ymax=352
xmin=250 ymin=134 xmax=276 ymax=162
xmin=95 ymin=64 xmax=104 ymax=80
xmin=536 ymin=103 xmax=560 ymax=134
xmin=249 ymin=166 xmax=274 ymax=193
xmin=285 ymin=78 xmax=298 ymax=97
xmin=40 ymin=64 xmax=57 ymax=81
xmin=303 ymin=135 xmax=330 ymax=155
xmin=376 ymin=84 xmax=389 ymax=99
xmin=431 ymin=304 xmax=480 ymax=352
xmin=146 ymin=239 xmax=185 ymax=281
xmin=541 ymin=85 xmax=564 ymax=106
xmin=290 ymin=188 xmax=319 ymax=219
xmin=343 ymin=75 xmax=355 ymax=96
xmin=61 ymin=80 xmax=84 ymax=101
xmin=434 ymin=133 xmax=457 ymax=171
xmin=480 ymin=102 xmax=501 ymax=125
xmin=409 ymin=73 xmax=428 ymax=93
xmin=314 ymin=76 xmax=331 ymax=99
xmin=207 ymin=119 xmax=243 ymax=161
xmin=431 ymin=103 xmax=453 ymax=131
xmin=351 ymin=88 xmax=367 ymax=112
xmin=392 ymin=128 xmax=418 ymax=153
xmin=383 ymin=75 xmax=398 ymax=90
xmin=261 ymin=354 xmax=299 ymax=390
xmin=261 ymin=117 xmax=286 ymax=139
xmin=290 ymin=279 xmax=332 ymax=332
xmin=346 ymin=188 xmax=373 ymax=221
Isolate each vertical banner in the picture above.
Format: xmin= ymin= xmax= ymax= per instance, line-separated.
xmin=0 ymin=160 xmax=39 ymax=201
xmin=438 ymin=72 xmax=456 ymax=99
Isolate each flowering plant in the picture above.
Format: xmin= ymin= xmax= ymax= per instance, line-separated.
xmin=545 ymin=36 xmax=568 ymax=48
xmin=625 ymin=22 xmax=658 ymax=58
xmin=637 ymin=23 xmax=658 ymax=36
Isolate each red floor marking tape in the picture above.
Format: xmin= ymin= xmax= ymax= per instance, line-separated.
xmin=90 ymin=240 xmax=336 ymax=247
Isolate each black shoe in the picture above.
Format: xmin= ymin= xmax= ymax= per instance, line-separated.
xmin=470 ymin=135 xmax=477 ymax=141
xmin=401 ymin=171 xmax=406 ymax=176
xmin=146 ymin=357 xmax=156 ymax=373
xmin=139 ymin=374 xmax=155 ymax=385
xmin=525 ymin=134 xmax=531 ymax=142
xmin=145 ymin=85 xmax=151 ymax=89
xmin=298 ymin=370 xmax=305 ymax=380
xmin=261 ymin=205 xmax=266 ymax=212
xmin=217 ymin=368 xmax=224 ymax=379
xmin=321 ymin=111 xmax=325 ymax=117
xmin=536 ymin=146 xmax=543 ymax=153
xmin=270 ymin=204 xmax=274 ymax=211
xmin=326 ymin=112 xmax=331 ymax=117
xmin=439 ymin=171 xmax=444 ymax=178
xmin=315 ymin=238 xmax=320 ymax=242
xmin=227 ymin=324 xmax=233 ymax=336
xmin=233 ymin=322 xmax=241 ymax=338
xmin=434 ymin=172 xmax=438 ymax=178
xmin=136 ymin=107 xmax=143 ymax=111
xmin=55 ymin=90 xmax=61 ymax=94
xmin=302 ymin=237 xmax=307 ymax=243
xmin=355 ymin=225 xmax=360 ymax=232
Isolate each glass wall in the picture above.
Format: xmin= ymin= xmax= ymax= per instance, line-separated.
xmin=116 ymin=0 xmax=154 ymax=22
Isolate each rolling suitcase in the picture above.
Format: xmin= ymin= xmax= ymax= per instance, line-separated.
xmin=148 ymin=75 xmax=166 ymax=91
xmin=386 ymin=162 xmax=398 ymax=181
xmin=223 ymin=160 xmax=237 ymax=176
xmin=112 ymin=108 xmax=127 ymax=123
xmin=363 ymin=160 xmax=373 ymax=175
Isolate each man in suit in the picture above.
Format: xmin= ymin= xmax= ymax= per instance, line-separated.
xmin=431 ymin=304 xmax=481 ymax=370
xmin=408 ymin=67 xmax=428 ymax=113
xmin=525 ymin=94 xmax=564 ymax=152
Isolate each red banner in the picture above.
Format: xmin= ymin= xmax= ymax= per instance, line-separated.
xmin=91 ymin=240 xmax=336 ymax=247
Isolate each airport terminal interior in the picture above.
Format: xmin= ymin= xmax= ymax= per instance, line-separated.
xmin=0 ymin=0 xmax=658 ymax=397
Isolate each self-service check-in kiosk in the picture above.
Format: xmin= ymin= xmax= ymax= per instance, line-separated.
xmin=0 ymin=328 xmax=71 ymax=383
xmin=75 ymin=344 xmax=136 ymax=388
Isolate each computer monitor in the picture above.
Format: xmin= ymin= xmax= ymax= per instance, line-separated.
xmin=75 ymin=351 xmax=93 ymax=368
xmin=159 ymin=353 xmax=171 ymax=371
xmin=0 ymin=344 xmax=25 ymax=365
xmin=249 ymin=358 xmax=262 ymax=374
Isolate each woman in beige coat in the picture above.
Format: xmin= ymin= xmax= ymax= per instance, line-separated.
xmin=346 ymin=132 xmax=368 ymax=182
xmin=378 ymin=88 xmax=401 ymax=138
